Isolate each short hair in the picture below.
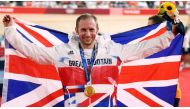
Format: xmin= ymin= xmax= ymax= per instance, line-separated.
xmin=76 ymin=13 xmax=99 ymax=29
xmin=148 ymin=15 xmax=166 ymax=24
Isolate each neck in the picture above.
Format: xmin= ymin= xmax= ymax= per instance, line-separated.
xmin=80 ymin=42 xmax=95 ymax=49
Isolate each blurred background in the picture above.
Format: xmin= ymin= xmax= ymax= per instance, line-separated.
xmin=0 ymin=1 xmax=190 ymax=34
xmin=0 ymin=1 xmax=190 ymax=107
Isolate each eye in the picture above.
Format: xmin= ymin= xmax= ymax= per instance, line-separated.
xmin=90 ymin=28 xmax=95 ymax=32
xmin=81 ymin=28 xmax=86 ymax=32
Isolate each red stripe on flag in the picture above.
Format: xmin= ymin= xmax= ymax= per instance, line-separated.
xmin=0 ymin=47 xmax=4 ymax=57
xmin=64 ymin=88 xmax=84 ymax=94
xmin=140 ymin=27 xmax=166 ymax=41
xmin=8 ymin=55 xmax=60 ymax=80
xmin=118 ymin=62 xmax=180 ymax=83
xmin=27 ymin=89 xmax=64 ymax=107
xmin=15 ymin=21 xmax=53 ymax=47
xmin=125 ymin=88 xmax=162 ymax=107
xmin=58 ymin=66 xmax=118 ymax=86
xmin=92 ymin=66 xmax=118 ymax=84
xmin=78 ymin=93 xmax=105 ymax=107
xmin=58 ymin=67 xmax=86 ymax=86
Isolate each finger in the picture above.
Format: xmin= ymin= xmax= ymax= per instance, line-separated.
xmin=5 ymin=15 xmax=11 ymax=21
xmin=3 ymin=17 xmax=8 ymax=22
xmin=5 ymin=15 xmax=10 ymax=18
xmin=3 ymin=18 xmax=9 ymax=22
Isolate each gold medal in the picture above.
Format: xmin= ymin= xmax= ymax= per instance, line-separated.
xmin=84 ymin=86 xmax=95 ymax=97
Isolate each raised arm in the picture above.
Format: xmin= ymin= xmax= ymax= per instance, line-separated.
xmin=117 ymin=7 xmax=184 ymax=62
xmin=111 ymin=29 xmax=175 ymax=62
xmin=3 ymin=15 xmax=67 ymax=65
xmin=161 ymin=6 xmax=185 ymax=36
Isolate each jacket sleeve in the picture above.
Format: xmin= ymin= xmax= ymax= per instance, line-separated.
xmin=4 ymin=25 xmax=67 ymax=65
xmin=110 ymin=31 xmax=175 ymax=62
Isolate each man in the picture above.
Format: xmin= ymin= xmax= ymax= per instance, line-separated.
xmin=3 ymin=13 xmax=178 ymax=106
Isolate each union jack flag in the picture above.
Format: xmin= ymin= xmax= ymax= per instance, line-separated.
xmin=111 ymin=23 xmax=183 ymax=106
xmin=1 ymin=18 xmax=183 ymax=107
xmin=1 ymin=18 xmax=68 ymax=107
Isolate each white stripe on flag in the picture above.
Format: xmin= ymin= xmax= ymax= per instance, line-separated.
xmin=117 ymin=89 xmax=149 ymax=107
xmin=2 ymin=86 xmax=61 ymax=107
xmin=122 ymin=55 xmax=181 ymax=66
xmin=26 ymin=25 xmax=64 ymax=45
xmin=44 ymin=95 xmax=64 ymax=107
xmin=136 ymin=87 xmax=173 ymax=107
xmin=118 ymin=79 xmax=178 ymax=89
xmin=3 ymin=73 xmax=62 ymax=87
xmin=89 ymin=94 xmax=109 ymax=107
xmin=2 ymin=73 xmax=62 ymax=107
xmin=5 ymin=49 xmax=26 ymax=58
xmin=93 ymin=84 xmax=114 ymax=94
xmin=128 ymin=23 xmax=166 ymax=44
xmin=15 ymin=24 xmax=46 ymax=47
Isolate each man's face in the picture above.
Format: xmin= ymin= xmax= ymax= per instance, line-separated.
xmin=75 ymin=18 xmax=98 ymax=48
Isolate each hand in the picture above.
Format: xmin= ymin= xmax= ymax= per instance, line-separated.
xmin=173 ymin=9 xmax=180 ymax=24
xmin=159 ymin=2 xmax=181 ymax=24
xmin=162 ymin=10 xmax=180 ymax=25
xmin=3 ymin=15 xmax=14 ymax=27
xmin=175 ymin=21 xmax=185 ymax=36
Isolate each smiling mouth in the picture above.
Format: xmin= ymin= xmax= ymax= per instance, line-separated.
xmin=84 ymin=38 xmax=91 ymax=41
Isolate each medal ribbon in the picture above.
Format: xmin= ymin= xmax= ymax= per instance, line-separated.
xmin=79 ymin=43 xmax=98 ymax=83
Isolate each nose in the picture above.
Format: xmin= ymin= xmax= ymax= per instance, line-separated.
xmin=85 ymin=30 xmax=91 ymax=37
